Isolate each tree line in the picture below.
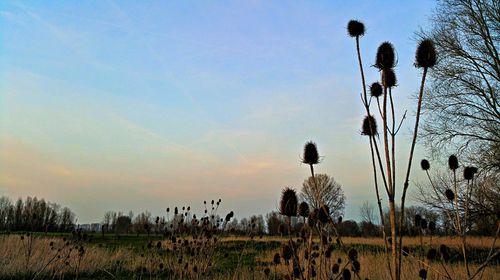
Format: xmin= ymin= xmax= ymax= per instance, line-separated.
xmin=0 ymin=196 xmax=75 ymax=232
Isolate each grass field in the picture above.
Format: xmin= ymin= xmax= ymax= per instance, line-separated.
xmin=1 ymin=233 xmax=498 ymax=279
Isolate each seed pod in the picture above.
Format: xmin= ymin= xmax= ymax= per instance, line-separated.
xmin=375 ymin=42 xmax=396 ymax=70
xmin=419 ymin=268 xmax=428 ymax=279
xmin=439 ymin=244 xmax=450 ymax=261
xmin=370 ymin=82 xmax=383 ymax=98
xmin=445 ymin=189 xmax=455 ymax=201
xmin=420 ymin=159 xmax=430 ymax=171
xmin=428 ymin=221 xmax=436 ymax=233
xmin=264 ymin=267 xmax=270 ymax=276
xmin=303 ymin=141 xmax=319 ymax=165
xmin=347 ymin=20 xmax=365 ymax=37
xmin=352 ymin=260 xmax=361 ymax=272
xmin=281 ymin=244 xmax=293 ymax=261
xmin=273 ymin=252 xmax=281 ymax=264
xmin=415 ymin=39 xmax=437 ymax=68
xmin=318 ymin=205 xmax=330 ymax=224
xmin=308 ymin=209 xmax=318 ymax=227
xmin=464 ymin=166 xmax=477 ymax=180
xmin=332 ymin=263 xmax=340 ymax=274
xmin=348 ymin=248 xmax=358 ymax=261
xmin=298 ymin=202 xmax=310 ymax=218
xmin=382 ymin=68 xmax=397 ymax=88
xmin=280 ymin=188 xmax=298 ymax=217
xmin=448 ymin=155 xmax=459 ymax=170
xmin=414 ymin=214 xmax=422 ymax=227
xmin=343 ymin=268 xmax=352 ymax=280
xmin=420 ymin=219 xmax=428 ymax=230
xmin=362 ymin=115 xmax=378 ymax=137
xmin=427 ymin=248 xmax=437 ymax=260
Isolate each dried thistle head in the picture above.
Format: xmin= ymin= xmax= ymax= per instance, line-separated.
xmin=332 ymin=263 xmax=340 ymax=274
xmin=347 ymin=20 xmax=365 ymax=37
xmin=415 ymin=39 xmax=437 ymax=68
xmin=428 ymin=221 xmax=436 ymax=233
xmin=464 ymin=166 xmax=477 ymax=180
xmin=348 ymin=248 xmax=358 ymax=261
xmin=445 ymin=189 xmax=455 ymax=201
xmin=370 ymin=82 xmax=383 ymax=98
xmin=375 ymin=42 xmax=396 ymax=70
xmin=362 ymin=115 xmax=378 ymax=137
xmin=420 ymin=219 xmax=428 ymax=230
xmin=419 ymin=268 xmax=428 ymax=279
xmin=352 ymin=260 xmax=361 ymax=272
xmin=382 ymin=68 xmax=397 ymax=88
xmin=281 ymin=243 xmax=293 ymax=261
xmin=439 ymin=244 xmax=450 ymax=261
xmin=420 ymin=159 xmax=430 ymax=171
xmin=280 ymin=188 xmax=298 ymax=217
xmin=414 ymin=214 xmax=422 ymax=227
xmin=318 ymin=205 xmax=330 ymax=224
xmin=298 ymin=202 xmax=310 ymax=218
xmin=448 ymin=155 xmax=459 ymax=170
xmin=427 ymin=248 xmax=437 ymax=260
xmin=303 ymin=141 xmax=319 ymax=165
xmin=342 ymin=268 xmax=352 ymax=280
xmin=273 ymin=252 xmax=281 ymax=265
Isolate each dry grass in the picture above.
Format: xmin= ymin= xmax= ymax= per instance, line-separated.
xmin=1 ymin=234 xmax=499 ymax=279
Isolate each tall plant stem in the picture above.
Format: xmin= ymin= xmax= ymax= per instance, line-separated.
xmin=398 ymin=66 xmax=428 ymax=278
xmin=382 ymin=70 xmax=397 ymax=280
xmin=354 ymin=34 xmax=392 ymax=278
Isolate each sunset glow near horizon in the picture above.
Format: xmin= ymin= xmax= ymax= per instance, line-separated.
xmin=1 ymin=1 xmax=435 ymax=224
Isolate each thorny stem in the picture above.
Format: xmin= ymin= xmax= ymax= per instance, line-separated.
xmin=354 ymin=34 xmax=392 ymax=278
xmin=398 ymin=66 xmax=428 ymax=278
xmin=382 ymin=69 xmax=397 ymax=280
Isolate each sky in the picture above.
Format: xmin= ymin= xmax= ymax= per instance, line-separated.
xmin=0 ymin=0 xmax=437 ymax=224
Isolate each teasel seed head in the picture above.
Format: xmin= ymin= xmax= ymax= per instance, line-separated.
xmin=318 ymin=205 xmax=330 ymax=224
xmin=415 ymin=39 xmax=437 ymax=68
xmin=347 ymin=20 xmax=365 ymax=37
xmin=427 ymin=248 xmax=437 ymax=260
xmin=419 ymin=268 xmax=428 ymax=279
xmin=273 ymin=252 xmax=281 ymax=264
xmin=332 ymin=263 xmax=340 ymax=274
xmin=370 ymin=82 xmax=383 ymax=98
xmin=375 ymin=42 xmax=396 ymax=70
xmin=448 ymin=155 xmax=459 ymax=170
xmin=362 ymin=115 xmax=378 ymax=137
xmin=445 ymin=189 xmax=455 ymax=201
xmin=420 ymin=159 xmax=430 ymax=171
xmin=348 ymin=248 xmax=358 ymax=261
xmin=420 ymin=219 xmax=428 ymax=230
xmin=414 ymin=214 xmax=422 ymax=227
xmin=298 ymin=202 xmax=310 ymax=218
xmin=308 ymin=208 xmax=318 ymax=227
xmin=280 ymin=188 xmax=298 ymax=217
xmin=303 ymin=141 xmax=319 ymax=165
xmin=439 ymin=244 xmax=450 ymax=261
xmin=352 ymin=260 xmax=361 ymax=272
xmin=281 ymin=243 xmax=293 ymax=261
xmin=343 ymin=268 xmax=352 ymax=280
xmin=428 ymin=221 xmax=436 ymax=233
xmin=464 ymin=166 xmax=477 ymax=180
xmin=382 ymin=68 xmax=397 ymax=88
xmin=264 ymin=267 xmax=270 ymax=276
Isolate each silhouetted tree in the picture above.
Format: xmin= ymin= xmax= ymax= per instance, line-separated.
xmin=300 ymin=174 xmax=346 ymax=221
xmin=418 ymin=0 xmax=499 ymax=171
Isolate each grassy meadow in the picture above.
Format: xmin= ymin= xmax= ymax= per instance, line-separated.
xmin=1 ymin=232 xmax=498 ymax=279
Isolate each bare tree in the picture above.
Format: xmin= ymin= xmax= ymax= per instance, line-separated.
xmin=418 ymin=0 xmax=500 ymax=171
xmin=300 ymin=174 xmax=346 ymax=220
xmin=359 ymin=201 xmax=375 ymax=224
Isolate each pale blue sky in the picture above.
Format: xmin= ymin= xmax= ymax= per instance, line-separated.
xmin=1 ymin=1 xmax=436 ymax=223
